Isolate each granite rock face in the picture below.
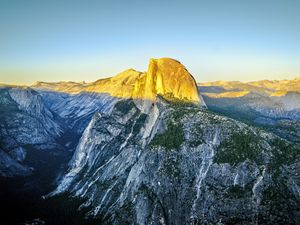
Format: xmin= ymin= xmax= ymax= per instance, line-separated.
xmin=33 ymin=58 xmax=203 ymax=105
xmin=0 ymin=87 xmax=62 ymax=147
xmin=0 ymin=87 xmax=65 ymax=176
xmin=0 ymin=86 xmax=119 ymax=177
xmin=0 ymin=83 xmax=121 ymax=177
xmin=54 ymin=99 xmax=300 ymax=224
xmin=0 ymin=62 xmax=299 ymax=224
xmin=38 ymin=91 xmax=118 ymax=134
xmin=141 ymin=58 xmax=200 ymax=102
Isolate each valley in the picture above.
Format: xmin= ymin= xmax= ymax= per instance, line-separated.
xmin=0 ymin=58 xmax=299 ymax=225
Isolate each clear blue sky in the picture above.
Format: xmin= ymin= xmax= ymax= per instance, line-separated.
xmin=0 ymin=0 xmax=299 ymax=84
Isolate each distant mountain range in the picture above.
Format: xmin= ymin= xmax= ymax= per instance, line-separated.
xmin=199 ymin=77 xmax=300 ymax=143
xmin=30 ymin=69 xmax=300 ymax=142
xmin=32 ymin=58 xmax=202 ymax=104
xmin=0 ymin=58 xmax=299 ymax=225
xmin=200 ymin=76 xmax=300 ymax=96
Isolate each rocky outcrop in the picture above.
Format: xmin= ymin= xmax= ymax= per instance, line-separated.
xmin=0 ymin=87 xmax=63 ymax=176
xmin=140 ymin=58 xmax=200 ymax=102
xmin=0 ymin=87 xmax=62 ymax=148
xmin=0 ymin=148 xmax=31 ymax=177
xmin=53 ymin=99 xmax=300 ymax=224
xmin=33 ymin=58 xmax=203 ymax=105
xmin=1 ymin=61 xmax=299 ymax=224
xmin=39 ymin=91 xmax=118 ymax=134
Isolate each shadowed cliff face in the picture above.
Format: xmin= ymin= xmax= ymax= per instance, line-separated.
xmin=33 ymin=58 xmax=202 ymax=104
xmin=53 ymin=99 xmax=300 ymax=225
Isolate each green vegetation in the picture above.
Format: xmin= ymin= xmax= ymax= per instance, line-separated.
xmin=214 ymin=131 xmax=261 ymax=166
xmin=149 ymin=120 xmax=184 ymax=150
xmin=114 ymin=200 xmax=135 ymax=224
xmin=159 ymin=155 xmax=181 ymax=180
xmin=96 ymin=178 xmax=115 ymax=190
xmin=138 ymin=183 xmax=157 ymax=203
xmin=169 ymin=100 xmax=200 ymax=120
xmin=36 ymin=193 xmax=101 ymax=225
xmin=269 ymin=138 xmax=300 ymax=173
xmin=259 ymin=139 xmax=300 ymax=223
xmin=132 ymin=113 xmax=148 ymax=135
xmin=171 ymin=106 xmax=199 ymax=121
xmin=225 ymin=183 xmax=253 ymax=199
xmin=206 ymin=103 xmax=300 ymax=143
xmin=136 ymin=183 xmax=168 ymax=223
xmin=160 ymin=93 xmax=198 ymax=107
xmin=204 ymin=104 xmax=261 ymax=124
xmin=149 ymin=102 xmax=200 ymax=150
xmin=188 ymin=125 xmax=205 ymax=147
xmin=114 ymin=100 xmax=135 ymax=114
xmin=260 ymin=182 xmax=299 ymax=224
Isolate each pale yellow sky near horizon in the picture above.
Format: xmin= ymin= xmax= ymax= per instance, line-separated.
xmin=1 ymin=1 xmax=300 ymax=86
xmin=1 ymin=71 xmax=299 ymax=86
xmin=1 ymin=55 xmax=300 ymax=86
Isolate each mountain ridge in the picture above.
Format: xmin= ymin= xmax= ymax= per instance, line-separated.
xmin=32 ymin=58 xmax=201 ymax=104
xmin=199 ymin=76 xmax=300 ymax=96
xmin=52 ymin=97 xmax=300 ymax=224
xmin=0 ymin=60 xmax=299 ymax=224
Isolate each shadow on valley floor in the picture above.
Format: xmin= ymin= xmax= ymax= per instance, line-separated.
xmin=205 ymin=105 xmax=300 ymax=144
xmin=0 ymin=144 xmax=101 ymax=225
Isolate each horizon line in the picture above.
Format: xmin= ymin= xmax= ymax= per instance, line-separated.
xmin=1 ymin=75 xmax=299 ymax=87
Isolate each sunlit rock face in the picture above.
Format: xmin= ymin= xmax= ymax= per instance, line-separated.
xmin=33 ymin=58 xmax=202 ymax=104
xmin=141 ymin=58 xmax=200 ymax=102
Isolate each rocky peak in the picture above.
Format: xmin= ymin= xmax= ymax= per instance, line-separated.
xmin=143 ymin=58 xmax=200 ymax=103
xmin=31 ymin=58 xmax=203 ymax=105
xmin=89 ymin=58 xmax=202 ymax=104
